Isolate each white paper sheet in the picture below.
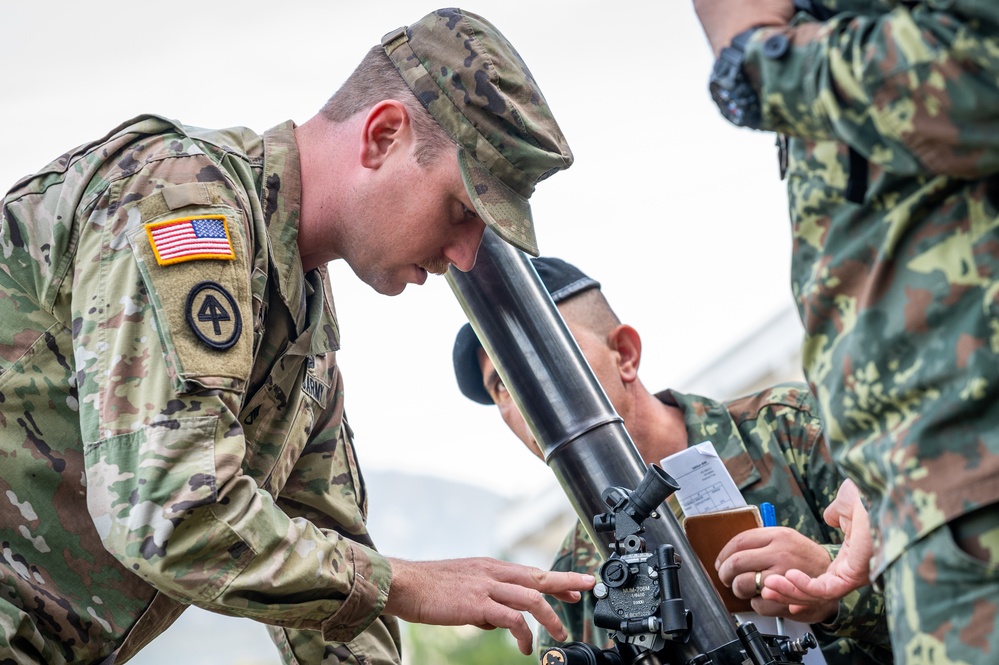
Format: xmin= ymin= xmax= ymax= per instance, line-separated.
xmin=660 ymin=440 xmax=746 ymax=516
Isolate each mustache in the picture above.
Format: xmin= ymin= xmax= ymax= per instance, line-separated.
xmin=419 ymin=257 xmax=451 ymax=275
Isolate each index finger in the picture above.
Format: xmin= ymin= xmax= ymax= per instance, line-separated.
xmin=495 ymin=565 xmax=596 ymax=595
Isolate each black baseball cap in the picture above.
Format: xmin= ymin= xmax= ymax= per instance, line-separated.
xmin=452 ymin=256 xmax=601 ymax=405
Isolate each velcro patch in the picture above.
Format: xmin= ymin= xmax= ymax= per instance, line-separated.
xmin=146 ymin=215 xmax=235 ymax=266
xmin=186 ymin=281 xmax=242 ymax=350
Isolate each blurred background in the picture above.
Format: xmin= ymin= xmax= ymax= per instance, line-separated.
xmin=1 ymin=1 xmax=803 ymax=662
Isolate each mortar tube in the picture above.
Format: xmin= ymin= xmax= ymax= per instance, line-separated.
xmin=446 ymin=229 xmax=740 ymax=661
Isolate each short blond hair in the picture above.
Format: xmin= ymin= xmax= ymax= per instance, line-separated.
xmin=323 ymin=45 xmax=454 ymax=166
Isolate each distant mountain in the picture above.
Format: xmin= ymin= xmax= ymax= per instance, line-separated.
xmin=363 ymin=468 xmax=513 ymax=561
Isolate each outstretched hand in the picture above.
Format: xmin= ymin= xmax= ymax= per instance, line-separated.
xmin=761 ymin=479 xmax=874 ymax=615
xmin=383 ymin=557 xmax=594 ymax=655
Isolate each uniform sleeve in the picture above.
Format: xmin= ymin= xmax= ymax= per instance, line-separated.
xmin=272 ymin=400 xmax=396 ymax=645
xmin=745 ymin=3 xmax=999 ymax=177
xmin=72 ymin=152 xmax=389 ymax=642
xmin=267 ymin=614 xmax=401 ymax=664
xmin=769 ymin=390 xmax=893 ymax=660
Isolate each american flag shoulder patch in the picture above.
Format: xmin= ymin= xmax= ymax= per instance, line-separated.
xmin=145 ymin=215 xmax=235 ymax=266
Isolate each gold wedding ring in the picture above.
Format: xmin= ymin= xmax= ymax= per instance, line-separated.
xmin=754 ymin=570 xmax=763 ymax=596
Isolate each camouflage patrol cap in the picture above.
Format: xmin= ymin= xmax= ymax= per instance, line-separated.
xmin=381 ymin=8 xmax=573 ymax=257
xmin=453 ymin=257 xmax=600 ymax=404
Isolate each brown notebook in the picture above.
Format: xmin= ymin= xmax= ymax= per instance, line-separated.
xmin=682 ymin=505 xmax=763 ymax=613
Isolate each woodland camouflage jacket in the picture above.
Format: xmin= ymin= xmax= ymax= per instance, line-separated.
xmin=740 ymin=0 xmax=999 ymax=575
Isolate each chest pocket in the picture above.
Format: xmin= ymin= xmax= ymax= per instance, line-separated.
xmin=238 ymin=351 xmax=335 ymax=496
xmin=240 ymin=360 xmax=309 ymax=495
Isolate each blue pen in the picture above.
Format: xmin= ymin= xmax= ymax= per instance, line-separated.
xmin=760 ymin=502 xmax=785 ymax=634
xmin=761 ymin=501 xmax=777 ymax=528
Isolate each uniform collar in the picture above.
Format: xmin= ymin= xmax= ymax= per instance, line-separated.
xmin=656 ymin=388 xmax=762 ymax=491
xmin=261 ymin=121 xmax=308 ymax=330
xmin=262 ymin=121 xmax=338 ymax=354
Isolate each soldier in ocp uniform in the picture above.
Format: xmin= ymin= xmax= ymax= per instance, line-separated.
xmin=452 ymin=257 xmax=893 ymax=665
xmin=692 ymin=0 xmax=999 ymax=662
xmin=0 ymin=8 xmax=595 ymax=664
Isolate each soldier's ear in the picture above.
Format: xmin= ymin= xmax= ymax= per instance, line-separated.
xmin=609 ymin=324 xmax=641 ymax=383
xmin=358 ymin=100 xmax=411 ymax=169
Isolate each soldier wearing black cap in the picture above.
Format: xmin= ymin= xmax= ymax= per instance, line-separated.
xmin=453 ymin=257 xmax=892 ymax=664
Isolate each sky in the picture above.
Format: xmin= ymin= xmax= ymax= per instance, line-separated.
xmin=0 ymin=0 xmax=795 ymax=500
